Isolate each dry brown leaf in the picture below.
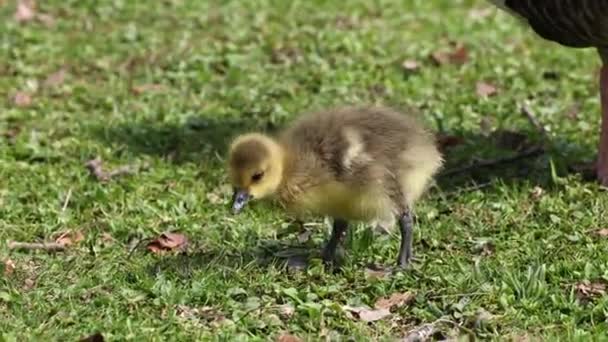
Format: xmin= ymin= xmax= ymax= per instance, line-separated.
xmin=565 ymin=103 xmax=580 ymax=121
xmin=85 ymin=157 xmax=145 ymax=182
xmin=11 ymin=91 xmax=32 ymax=108
xmin=54 ymin=230 xmax=85 ymax=246
xmin=530 ymin=186 xmax=544 ymax=200
xmin=430 ymin=44 xmax=468 ymax=66
xmin=23 ymin=277 xmax=35 ymax=290
xmin=343 ymin=305 xmax=391 ymax=322
xmin=472 ymin=239 xmax=495 ymax=256
xmin=101 ymin=232 xmax=114 ymax=242
xmin=131 ymin=84 xmax=166 ymax=95
xmin=468 ymin=7 xmax=493 ymax=20
xmin=297 ymin=230 xmax=312 ymax=243
xmin=374 ymin=291 xmax=415 ymax=310
xmin=146 ymin=232 xmax=189 ymax=254
xmin=476 ymin=81 xmax=498 ymax=97
xmin=3 ymin=259 xmax=15 ymax=276
xmin=176 ymin=304 xmax=226 ymax=327
xmin=277 ymin=334 xmax=303 ymax=342
xmin=44 ymin=67 xmax=67 ymax=88
xmin=276 ymin=303 xmax=295 ymax=318
xmin=575 ymin=280 xmax=606 ymax=300
xmin=401 ymin=59 xmax=420 ymax=72
xmin=14 ymin=0 xmax=35 ymax=23
xmin=596 ymin=228 xmax=608 ymax=237
xmin=364 ymin=267 xmax=391 ymax=279
xmin=206 ymin=184 xmax=232 ymax=205
xmin=479 ymin=116 xmax=496 ymax=136
xmin=35 ymin=12 xmax=54 ymax=26
xmin=270 ymin=47 xmax=303 ymax=65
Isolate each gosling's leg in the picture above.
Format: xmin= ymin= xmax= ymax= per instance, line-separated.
xmin=397 ymin=210 xmax=414 ymax=268
xmin=321 ymin=218 xmax=348 ymax=264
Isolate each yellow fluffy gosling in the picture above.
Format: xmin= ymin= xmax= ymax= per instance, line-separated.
xmin=227 ymin=106 xmax=443 ymax=268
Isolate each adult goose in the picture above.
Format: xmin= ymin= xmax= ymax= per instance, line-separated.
xmin=489 ymin=0 xmax=608 ymax=185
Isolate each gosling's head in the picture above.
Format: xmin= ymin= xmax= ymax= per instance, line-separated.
xmin=228 ymin=133 xmax=284 ymax=214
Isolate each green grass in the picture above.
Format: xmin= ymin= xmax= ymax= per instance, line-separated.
xmin=2 ymin=0 xmax=608 ymax=340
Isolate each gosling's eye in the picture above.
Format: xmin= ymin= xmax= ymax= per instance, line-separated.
xmin=251 ymin=172 xmax=264 ymax=182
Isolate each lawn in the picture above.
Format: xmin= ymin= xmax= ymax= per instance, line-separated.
xmin=2 ymin=0 xmax=608 ymax=340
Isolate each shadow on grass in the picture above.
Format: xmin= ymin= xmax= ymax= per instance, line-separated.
xmin=90 ymin=114 xmax=280 ymax=164
xmin=147 ymin=241 xmax=318 ymax=278
xmin=90 ymin=112 xmax=596 ymax=191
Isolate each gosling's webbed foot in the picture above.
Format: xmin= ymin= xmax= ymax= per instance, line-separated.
xmin=321 ymin=218 xmax=348 ymax=267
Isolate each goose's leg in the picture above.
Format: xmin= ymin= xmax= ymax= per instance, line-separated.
xmin=397 ymin=209 xmax=414 ymax=268
xmin=321 ymin=218 xmax=348 ymax=264
xmin=597 ymin=62 xmax=608 ymax=186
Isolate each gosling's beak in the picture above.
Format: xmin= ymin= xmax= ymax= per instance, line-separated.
xmin=231 ymin=189 xmax=250 ymax=214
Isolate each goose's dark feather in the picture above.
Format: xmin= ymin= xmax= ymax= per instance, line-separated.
xmin=491 ymin=0 xmax=608 ymax=51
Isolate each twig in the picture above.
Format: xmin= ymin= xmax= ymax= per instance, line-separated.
xmin=521 ymin=103 xmax=548 ymax=141
xmin=61 ymin=188 xmax=72 ymax=212
xmin=8 ymin=241 xmax=66 ymax=252
xmin=440 ymin=145 xmax=544 ymax=177
xmin=127 ymin=237 xmax=151 ymax=259
xmin=402 ymin=317 xmax=475 ymax=342
xmin=85 ymin=157 xmax=147 ymax=182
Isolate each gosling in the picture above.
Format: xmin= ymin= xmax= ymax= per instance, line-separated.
xmin=227 ymin=106 xmax=443 ymax=268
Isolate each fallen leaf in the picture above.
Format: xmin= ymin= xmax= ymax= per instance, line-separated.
xmin=436 ymin=134 xmax=465 ymax=150
xmin=85 ymin=157 xmax=145 ymax=182
xmin=44 ymin=67 xmax=67 ymax=88
xmin=14 ymin=0 xmax=35 ymax=23
xmin=54 ymin=230 xmax=85 ymax=247
xmin=472 ymin=239 xmax=494 ymax=256
xmin=564 ymin=103 xmax=580 ymax=121
xmin=100 ymin=232 xmax=115 ymax=245
xmin=276 ymin=304 xmax=295 ymax=318
xmin=476 ymin=81 xmax=498 ymax=97
xmin=176 ymin=304 xmax=226 ymax=327
xmin=343 ymin=305 xmax=391 ymax=322
xmin=206 ymin=184 xmax=232 ymax=205
xmin=131 ymin=83 xmax=166 ymax=95
xmin=146 ymin=232 xmax=188 ymax=254
xmin=364 ymin=266 xmax=390 ymax=279
xmin=479 ymin=116 xmax=496 ymax=136
xmin=374 ymin=291 xmax=415 ymax=310
xmin=473 ymin=308 xmax=495 ymax=329
xmin=35 ymin=12 xmax=54 ymax=27
xmin=3 ymin=259 xmax=15 ymax=276
xmin=79 ymin=333 xmax=104 ymax=342
xmin=2 ymin=127 xmax=21 ymax=142
xmin=595 ymin=229 xmax=608 ymax=237
xmin=530 ymin=186 xmax=544 ymax=200
xmin=11 ymin=91 xmax=32 ymax=107
xmin=575 ymin=280 xmax=606 ymax=301
xmin=23 ymin=278 xmax=35 ymax=290
xmin=270 ymin=46 xmax=303 ymax=65
xmin=277 ymin=334 xmax=303 ymax=342
xmin=402 ymin=322 xmax=438 ymax=342
xmin=401 ymin=59 xmax=420 ymax=72
xmin=468 ymin=7 xmax=493 ymax=20
xmin=334 ymin=14 xmax=357 ymax=29
xmin=297 ymin=230 xmax=312 ymax=243
xmin=430 ymin=44 xmax=468 ymax=66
